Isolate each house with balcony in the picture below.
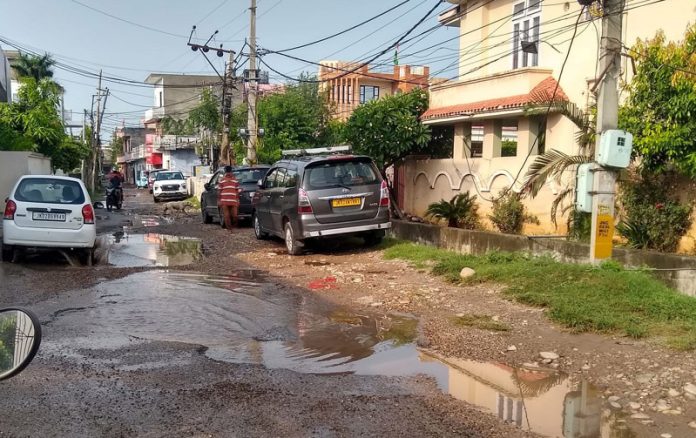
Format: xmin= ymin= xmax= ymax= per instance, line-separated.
xmin=138 ymin=73 xmax=226 ymax=176
xmin=402 ymin=0 xmax=695 ymax=232
xmin=115 ymin=127 xmax=153 ymax=183
xmin=319 ymin=61 xmax=431 ymax=120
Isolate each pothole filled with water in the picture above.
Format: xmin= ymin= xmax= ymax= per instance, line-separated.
xmin=44 ymin=270 xmax=631 ymax=437
xmin=99 ymin=233 xmax=202 ymax=267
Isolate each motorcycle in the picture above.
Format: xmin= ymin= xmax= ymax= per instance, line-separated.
xmin=0 ymin=308 xmax=42 ymax=382
xmin=105 ymin=185 xmax=123 ymax=212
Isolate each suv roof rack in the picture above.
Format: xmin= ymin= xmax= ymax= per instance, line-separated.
xmin=281 ymin=145 xmax=351 ymax=158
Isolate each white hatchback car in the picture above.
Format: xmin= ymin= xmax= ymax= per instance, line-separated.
xmin=2 ymin=175 xmax=96 ymax=264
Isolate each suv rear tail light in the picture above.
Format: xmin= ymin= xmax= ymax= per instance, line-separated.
xmin=3 ymin=200 xmax=16 ymax=220
xmin=82 ymin=204 xmax=95 ymax=224
xmin=298 ymin=188 xmax=313 ymax=214
xmin=380 ymin=180 xmax=390 ymax=207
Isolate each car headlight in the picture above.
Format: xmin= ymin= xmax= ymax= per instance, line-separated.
xmin=181 ymin=183 xmax=187 ymax=190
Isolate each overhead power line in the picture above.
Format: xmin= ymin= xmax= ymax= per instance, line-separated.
xmin=260 ymin=0 xmax=444 ymax=83
xmin=271 ymin=0 xmax=413 ymax=53
xmin=70 ymin=0 xmax=243 ymax=42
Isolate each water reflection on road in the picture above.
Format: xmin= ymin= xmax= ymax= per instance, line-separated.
xmin=43 ymin=270 xmax=630 ymax=438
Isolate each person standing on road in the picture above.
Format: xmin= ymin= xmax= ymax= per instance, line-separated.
xmin=218 ymin=166 xmax=241 ymax=231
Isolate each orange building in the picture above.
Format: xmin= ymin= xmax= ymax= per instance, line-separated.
xmin=318 ymin=61 xmax=430 ymax=120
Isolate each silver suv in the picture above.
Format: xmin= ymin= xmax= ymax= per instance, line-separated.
xmin=252 ymin=148 xmax=391 ymax=255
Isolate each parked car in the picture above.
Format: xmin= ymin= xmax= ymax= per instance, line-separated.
xmin=147 ymin=169 xmax=168 ymax=193
xmin=2 ymin=175 xmax=96 ymax=264
xmin=252 ymin=148 xmax=391 ymax=255
xmin=201 ymin=165 xmax=271 ymax=226
xmin=152 ymin=171 xmax=188 ymax=203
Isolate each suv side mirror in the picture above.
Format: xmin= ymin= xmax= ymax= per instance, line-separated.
xmin=0 ymin=308 xmax=42 ymax=381
xmin=257 ymin=179 xmax=264 ymax=189
xmin=204 ymin=183 xmax=211 ymax=191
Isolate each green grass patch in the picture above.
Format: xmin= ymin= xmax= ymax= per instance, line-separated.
xmin=383 ymin=241 xmax=696 ymax=350
xmin=452 ymin=314 xmax=510 ymax=332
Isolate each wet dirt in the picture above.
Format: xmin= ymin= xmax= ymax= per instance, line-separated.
xmin=38 ymin=270 xmax=628 ymax=438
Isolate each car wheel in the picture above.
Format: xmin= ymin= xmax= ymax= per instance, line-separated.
xmin=253 ymin=212 xmax=269 ymax=240
xmin=364 ymin=230 xmax=385 ymax=247
xmin=117 ymin=203 xmax=122 ymax=210
xmin=284 ymin=221 xmax=302 ymax=256
xmin=219 ymin=208 xmax=226 ymax=229
xmin=1 ymin=245 xmax=14 ymax=263
xmin=79 ymin=248 xmax=95 ymax=267
xmin=202 ymin=203 xmax=212 ymax=224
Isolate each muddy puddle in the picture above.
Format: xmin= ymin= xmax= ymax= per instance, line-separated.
xmin=100 ymin=232 xmax=202 ymax=267
xmin=44 ymin=271 xmax=630 ymax=437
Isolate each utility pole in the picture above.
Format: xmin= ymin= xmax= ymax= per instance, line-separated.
xmin=95 ymin=88 xmax=109 ymax=187
xmin=85 ymin=71 xmax=102 ymax=193
xmin=220 ymin=51 xmax=236 ymax=165
xmin=589 ymin=0 xmax=623 ymax=263
xmin=246 ymin=0 xmax=258 ymax=165
xmin=186 ymin=26 xmax=238 ymax=168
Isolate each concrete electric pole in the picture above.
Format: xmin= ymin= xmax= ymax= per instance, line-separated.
xmin=589 ymin=0 xmax=624 ymax=263
xmin=246 ymin=0 xmax=258 ymax=165
xmin=220 ymin=51 xmax=236 ymax=166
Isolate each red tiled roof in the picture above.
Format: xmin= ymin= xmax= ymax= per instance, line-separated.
xmin=422 ymin=76 xmax=568 ymax=121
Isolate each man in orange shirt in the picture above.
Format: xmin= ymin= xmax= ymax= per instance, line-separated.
xmin=218 ymin=166 xmax=241 ymax=231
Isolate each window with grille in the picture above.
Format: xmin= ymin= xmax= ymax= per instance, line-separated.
xmin=512 ymin=0 xmax=541 ymax=69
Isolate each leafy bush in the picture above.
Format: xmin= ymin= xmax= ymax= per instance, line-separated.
xmin=617 ymin=172 xmax=693 ymax=252
xmin=426 ymin=192 xmax=480 ymax=229
xmin=567 ymin=211 xmax=592 ymax=242
xmin=488 ymin=191 xmax=539 ymax=234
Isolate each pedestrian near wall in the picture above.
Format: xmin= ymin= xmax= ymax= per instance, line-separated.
xmin=218 ymin=166 xmax=241 ymax=231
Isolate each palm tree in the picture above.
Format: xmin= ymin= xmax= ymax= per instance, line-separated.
xmin=12 ymin=52 xmax=56 ymax=82
xmin=523 ymin=101 xmax=596 ymax=226
xmin=426 ymin=192 xmax=480 ymax=229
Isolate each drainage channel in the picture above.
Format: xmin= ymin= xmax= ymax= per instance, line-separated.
xmin=43 ymin=270 xmax=631 ymax=437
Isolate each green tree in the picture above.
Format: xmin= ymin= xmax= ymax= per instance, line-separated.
xmin=0 ymin=78 xmax=87 ymax=171
xmin=11 ymin=52 xmax=56 ymax=81
xmin=189 ymin=88 xmax=221 ymax=133
xmin=344 ymin=89 xmax=432 ymax=174
xmin=160 ymin=116 xmax=195 ymax=135
xmin=523 ymin=102 xmax=595 ymax=227
xmin=233 ymin=78 xmax=338 ymax=164
xmin=619 ymin=24 xmax=696 ymax=176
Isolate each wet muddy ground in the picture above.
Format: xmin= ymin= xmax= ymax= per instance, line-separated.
xmin=2 ymin=188 xmax=694 ymax=437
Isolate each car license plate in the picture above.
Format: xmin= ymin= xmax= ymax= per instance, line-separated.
xmin=331 ymin=198 xmax=361 ymax=208
xmin=32 ymin=212 xmax=66 ymax=222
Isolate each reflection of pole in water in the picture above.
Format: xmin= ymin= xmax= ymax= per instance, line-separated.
xmin=563 ymin=380 xmax=601 ymax=437
xmin=13 ymin=311 xmax=34 ymax=367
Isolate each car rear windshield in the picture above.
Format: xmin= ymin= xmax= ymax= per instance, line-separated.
xmin=15 ymin=178 xmax=86 ymax=205
xmin=156 ymin=172 xmax=184 ymax=181
xmin=304 ymin=159 xmax=380 ymax=190
xmin=233 ymin=168 xmax=269 ymax=184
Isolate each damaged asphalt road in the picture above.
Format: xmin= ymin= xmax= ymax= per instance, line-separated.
xmin=0 ymin=192 xmax=533 ymax=437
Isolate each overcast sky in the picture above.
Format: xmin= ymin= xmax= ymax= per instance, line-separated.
xmin=1 ymin=0 xmax=457 ymax=136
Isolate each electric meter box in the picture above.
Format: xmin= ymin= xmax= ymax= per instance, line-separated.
xmin=596 ymin=130 xmax=633 ymax=168
xmin=576 ymin=163 xmax=594 ymax=213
